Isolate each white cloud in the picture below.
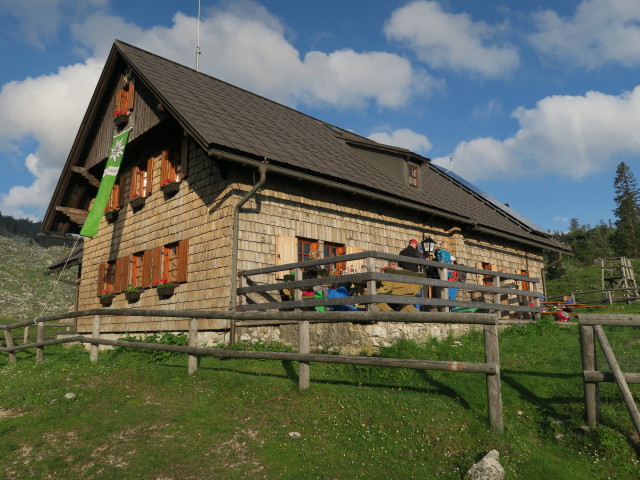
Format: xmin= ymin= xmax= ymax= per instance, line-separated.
xmin=72 ymin=8 xmax=433 ymax=109
xmin=0 ymin=59 xmax=103 ymax=219
xmin=384 ymin=0 xmax=519 ymax=77
xmin=529 ymin=0 xmax=640 ymax=69
xmin=0 ymin=0 xmax=106 ymax=49
xmin=368 ymin=128 xmax=432 ymax=155
xmin=433 ymin=86 xmax=640 ymax=181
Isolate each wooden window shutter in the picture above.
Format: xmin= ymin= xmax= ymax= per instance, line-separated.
xmin=97 ymin=263 xmax=106 ymax=296
xmin=141 ymin=249 xmax=152 ymax=288
xmin=161 ymin=150 xmax=169 ymax=185
xmin=180 ymin=136 xmax=189 ymax=179
xmin=114 ymin=256 xmax=129 ymax=293
xmin=146 ymin=156 xmax=154 ymax=194
xmin=176 ymin=239 xmax=189 ymax=283
xmin=127 ymin=80 xmax=135 ymax=111
xmin=118 ymin=173 xmax=125 ymax=206
xmin=152 ymin=246 xmax=163 ymax=284
xmin=275 ymin=235 xmax=297 ymax=266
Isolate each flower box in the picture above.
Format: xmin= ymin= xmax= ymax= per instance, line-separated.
xmin=156 ymin=286 xmax=176 ymax=297
xmin=99 ymin=296 xmax=114 ymax=306
xmin=125 ymin=291 xmax=141 ymax=302
xmin=104 ymin=209 xmax=118 ymax=222
xmin=160 ymin=181 xmax=180 ymax=196
xmin=113 ymin=114 xmax=129 ymax=129
xmin=129 ymin=196 xmax=146 ymax=211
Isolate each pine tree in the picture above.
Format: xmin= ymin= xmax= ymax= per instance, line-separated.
xmin=612 ymin=162 xmax=640 ymax=257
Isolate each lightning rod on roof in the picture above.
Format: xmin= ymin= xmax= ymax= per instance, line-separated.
xmin=195 ymin=0 xmax=202 ymax=71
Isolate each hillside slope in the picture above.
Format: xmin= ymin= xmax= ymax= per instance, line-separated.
xmin=0 ymin=235 xmax=77 ymax=321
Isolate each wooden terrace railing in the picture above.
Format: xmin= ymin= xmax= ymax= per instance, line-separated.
xmin=237 ymin=251 xmax=543 ymax=317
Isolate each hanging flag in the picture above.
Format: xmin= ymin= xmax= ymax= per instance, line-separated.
xmin=80 ymin=128 xmax=132 ymax=238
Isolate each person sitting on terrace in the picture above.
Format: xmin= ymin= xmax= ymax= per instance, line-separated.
xmin=304 ymin=250 xmax=328 ymax=279
xmin=381 ymin=260 xmax=398 ymax=272
xmin=561 ymin=295 xmax=574 ymax=312
xmin=398 ymin=239 xmax=422 ymax=272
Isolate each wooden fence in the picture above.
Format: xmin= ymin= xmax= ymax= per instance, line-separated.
xmin=578 ymin=314 xmax=640 ymax=437
xmin=1 ymin=308 xmax=504 ymax=434
xmin=237 ymin=250 xmax=543 ymax=316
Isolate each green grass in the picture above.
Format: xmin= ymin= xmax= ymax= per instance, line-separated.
xmin=1 ymin=320 xmax=639 ymax=479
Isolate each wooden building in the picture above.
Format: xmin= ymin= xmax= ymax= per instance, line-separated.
xmin=42 ymin=41 xmax=569 ymax=339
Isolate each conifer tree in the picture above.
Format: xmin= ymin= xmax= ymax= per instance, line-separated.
xmin=612 ymin=162 xmax=640 ymax=257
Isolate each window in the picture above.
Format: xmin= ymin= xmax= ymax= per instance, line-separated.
xmin=160 ymin=137 xmax=189 ymax=186
xmin=106 ymin=174 xmax=125 ymax=210
xmin=408 ymin=164 xmax=419 ymax=188
xmin=116 ymin=80 xmax=135 ymax=114
xmin=152 ymin=239 xmax=189 ymax=284
xmin=130 ymin=251 xmax=151 ymax=288
xmin=297 ymin=238 xmax=318 ymax=263
xmin=130 ymin=157 xmax=154 ymax=199
xmin=323 ymin=242 xmax=346 ymax=274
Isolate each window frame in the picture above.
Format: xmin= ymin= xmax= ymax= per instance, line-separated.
xmin=408 ymin=163 xmax=419 ymax=188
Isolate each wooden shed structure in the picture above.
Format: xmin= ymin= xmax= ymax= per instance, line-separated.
xmin=42 ymin=41 xmax=569 ymax=340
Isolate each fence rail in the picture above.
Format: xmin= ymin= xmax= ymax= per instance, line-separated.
xmin=1 ymin=308 xmax=504 ymax=434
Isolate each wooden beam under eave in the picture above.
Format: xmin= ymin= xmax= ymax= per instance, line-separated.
xmin=55 ymin=206 xmax=88 ymax=225
xmin=70 ymin=166 xmax=101 ymax=188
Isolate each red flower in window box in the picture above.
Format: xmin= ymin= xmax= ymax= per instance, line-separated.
xmin=153 ymin=278 xmax=177 ymax=288
xmin=160 ymin=179 xmax=180 ymax=195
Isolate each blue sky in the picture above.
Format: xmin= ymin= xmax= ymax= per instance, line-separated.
xmin=1 ymin=0 xmax=639 ymax=233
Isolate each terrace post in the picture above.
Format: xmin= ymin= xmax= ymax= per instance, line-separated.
xmin=36 ymin=322 xmax=45 ymax=363
xmin=366 ymin=256 xmax=377 ymax=311
xmin=295 ymin=267 xmax=310 ymax=390
xmin=484 ymin=320 xmax=503 ymax=434
xmin=440 ymin=266 xmax=449 ymax=312
xmin=579 ymin=324 xmax=600 ymax=429
xmin=90 ymin=315 xmax=100 ymax=363
xmin=3 ymin=329 xmax=17 ymax=363
xmin=188 ymin=318 xmax=199 ymax=375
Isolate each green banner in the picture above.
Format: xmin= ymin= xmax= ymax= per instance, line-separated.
xmin=80 ymin=128 xmax=131 ymax=238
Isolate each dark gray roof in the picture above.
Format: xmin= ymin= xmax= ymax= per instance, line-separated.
xmin=111 ymin=41 xmax=567 ymax=251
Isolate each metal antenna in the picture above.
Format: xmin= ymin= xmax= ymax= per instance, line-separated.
xmin=195 ymin=0 xmax=201 ymax=71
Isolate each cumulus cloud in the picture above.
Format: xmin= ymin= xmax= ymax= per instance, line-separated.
xmin=432 ymin=87 xmax=640 ymax=181
xmin=0 ymin=0 xmax=106 ymax=49
xmin=368 ymin=128 xmax=432 ymax=155
xmin=384 ymin=0 xmax=519 ymax=77
xmin=529 ymin=0 xmax=640 ymax=69
xmin=1 ymin=0 xmax=434 ymax=219
xmin=0 ymin=59 xmax=104 ymax=219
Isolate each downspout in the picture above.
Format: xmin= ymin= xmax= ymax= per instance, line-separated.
xmin=228 ymin=162 xmax=268 ymax=344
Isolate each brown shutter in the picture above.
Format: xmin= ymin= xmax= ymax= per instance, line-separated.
xmin=146 ymin=156 xmax=154 ymax=194
xmin=141 ymin=249 xmax=152 ymax=288
xmin=176 ymin=239 xmax=189 ymax=283
xmin=161 ymin=150 xmax=169 ymax=185
xmin=128 ymin=80 xmax=135 ymax=110
xmin=152 ymin=246 xmax=163 ymax=284
xmin=130 ymin=166 xmax=139 ymax=198
xmin=121 ymin=255 xmax=130 ymax=291
xmin=180 ymin=135 xmax=189 ymax=179
xmin=114 ymin=257 xmax=126 ymax=293
xmin=118 ymin=173 xmax=125 ymax=206
xmin=97 ymin=263 xmax=106 ymax=296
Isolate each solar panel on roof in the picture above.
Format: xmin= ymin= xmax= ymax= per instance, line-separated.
xmin=432 ymin=164 xmax=548 ymax=234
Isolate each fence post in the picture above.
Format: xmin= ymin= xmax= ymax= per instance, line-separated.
xmin=23 ymin=325 xmax=30 ymax=344
xmin=90 ymin=315 xmax=100 ymax=363
xmin=3 ymin=329 xmax=17 ymax=363
xmin=188 ymin=318 xmax=199 ymax=375
xmin=441 ymin=266 xmax=449 ymax=312
xmin=579 ymin=324 xmax=600 ymax=429
xmin=295 ymin=267 xmax=310 ymax=390
xmin=36 ymin=322 xmax=45 ymax=363
xmin=484 ymin=320 xmax=503 ymax=434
